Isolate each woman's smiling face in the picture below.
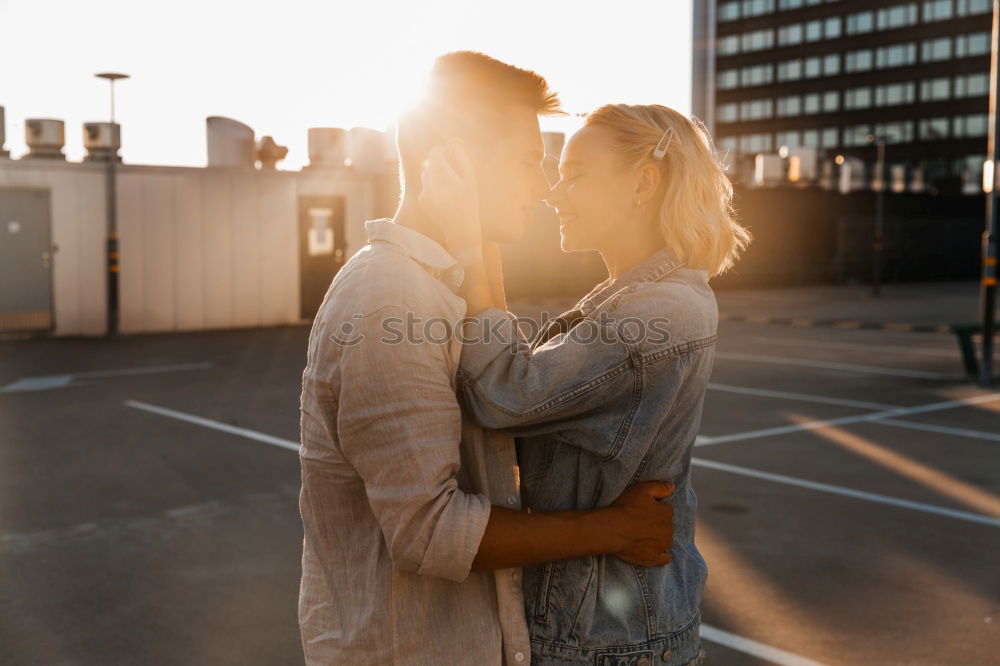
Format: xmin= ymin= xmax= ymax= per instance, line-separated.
xmin=545 ymin=124 xmax=641 ymax=253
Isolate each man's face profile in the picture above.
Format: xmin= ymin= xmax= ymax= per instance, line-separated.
xmin=474 ymin=105 xmax=548 ymax=244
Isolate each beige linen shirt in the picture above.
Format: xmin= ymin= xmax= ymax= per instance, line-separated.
xmin=298 ymin=219 xmax=530 ymax=665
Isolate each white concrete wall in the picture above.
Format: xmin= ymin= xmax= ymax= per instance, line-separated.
xmin=0 ymin=160 xmax=108 ymax=336
xmin=0 ymin=159 xmax=383 ymax=337
xmin=116 ymin=166 xmax=301 ymax=334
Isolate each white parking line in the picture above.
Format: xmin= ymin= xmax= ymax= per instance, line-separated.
xmin=700 ymin=624 xmax=828 ymax=666
xmin=125 ymin=398 xmax=988 ymax=663
xmin=124 ymin=400 xmax=300 ymax=452
xmin=697 ymin=393 xmax=1000 ymax=447
xmin=708 ymin=383 xmax=899 ymax=411
xmin=715 ymin=352 xmax=951 ymax=380
xmin=125 ymin=399 xmax=1000 ymax=531
xmin=692 ymin=457 xmax=1000 ymax=528
xmin=2 ymin=363 xmax=213 ymax=393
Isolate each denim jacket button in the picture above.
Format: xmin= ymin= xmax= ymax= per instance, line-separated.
xmin=514 ymin=651 xmax=525 ymax=662
xmin=506 ymin=495 xmax=517 ymax=505
xmin=661 ymin=650 xmax=672 ymax=662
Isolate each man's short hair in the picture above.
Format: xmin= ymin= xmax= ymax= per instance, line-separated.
xmin=397 ymin=51 xmax=563 ymax=194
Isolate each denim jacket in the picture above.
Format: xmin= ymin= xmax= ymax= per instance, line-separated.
xmin=458 ymin=246 xmax=716 ymax=666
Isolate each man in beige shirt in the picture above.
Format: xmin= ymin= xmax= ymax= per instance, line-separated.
xmin=298 ymin=52 xmax=675 ymax=665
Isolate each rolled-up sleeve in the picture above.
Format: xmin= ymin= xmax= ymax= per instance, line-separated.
xmin=459 ymin=307 xmax=635 ymax=444
xmin=335 ymin=304 xmax=490 ymax=582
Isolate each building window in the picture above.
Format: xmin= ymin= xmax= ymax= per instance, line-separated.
xmin=875 ymin=121 xmax=914 ymax=142
xmin=824 ymin=54 xmax=841 ymax=75
xmin=779 ymin=0 xmax=804 ymax=10
xmin=742 ymin=29 xmax=775 ymax=52
xmin=823 ymin=90 xmax=840 ymax=111
xmin=803 ymin=129 xmax=820 ymax=148
xmin=804 ymin=92 xmax=821 ymax=113
xmin=740 ymin=98 xmax=774 ymax=120
xmin=806 ymin=19 xmax=823 ymax=41
xmin=804 ymin=56 xmax=822 ymax=78
xmin=742 ymin=0 xmax=776 ymax=18
xmin=955 ymin=32 xmax=991 ymax=57
xmin=776 ymin=130 xmax=802 ymax=147
xmin=718 ymin=70 xmax=739 ymax=90
xmin=847 ymin=10 xmax=874 ymax=34
xmin=846 ymin=49 xmax=874 ymax=72
xmin=921 ymin=37 xmax=952 ymax=61
xmin=742 ymin=63 xmax=774 ymax=86
xmin=778 ymin=59 xmax=803 ymax=81
xmin=956 ymin=0 xmax=990 ymax=16
xmin=954 ymin=72 xmax=989 ymax=97
xmin=845 ymin=87 xmax=873 ymax=109
xmin=717 ymin=103 xmax=739 ymax=123
xmin=919 ymin=117 xmax=950 ymax=140
xmin=920 ymin=77 xmax=951 ymax=101
xmin=825 ymin=17 xmax=842 ymax=39
xmin=719 ymin=136 xmax=738 ymax=152
xmin=877 ymin=3 xmax=918 ymax=30
xmin=717 ymin=35 xmax=740 ymax=56
xmin=740 ymin=133 xmax=774 ymax=152
xmin=876 ymin=43 xmax=917 ymax=68
xmin=822 ymin=127 xmax=839 ymax=148
xmin=876 ymin=81 xmax=916 ymax=105
xmin=843 ymin=124 xmax=873 ymax=146
xmin=719 ymin=1 xmax=741 ymax=21
xmin=777 ymin=95 xmax=802 ymax=116
xmin=779 ymin=23 xmax=804 ymax=45
xmin=953 ymin=113 xmax=989 ymax=137
xmin=923 ymin=0 xmax=954 ymax=21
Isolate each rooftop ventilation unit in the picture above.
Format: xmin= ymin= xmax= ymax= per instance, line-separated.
xmin=24 ymin=118 xmax=66 ymax=160
xmin=206 ymin=116 xmax=255 ymax=168
xmin=256 ymin=135 xmax=288 ymax=170
xmin=307 ymin=128 xmax=348 ymax=168
xmin=0 ymin=106 xmax=8 ymax=158
xmin=83 ymin=122 xmax=121 ymax=162
xmin=345 ymin=127 xmax=386 ymax=174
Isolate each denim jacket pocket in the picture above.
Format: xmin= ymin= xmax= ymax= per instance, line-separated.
xmin=533 ymin=560 xmax=554 ymax=621
xmin=596 ymin=649 xmax=655 ymax=666
xmin=532 ymin=556 xmax=597 ymax=636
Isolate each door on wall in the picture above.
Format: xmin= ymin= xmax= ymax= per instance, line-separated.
xmin=0 ymin=188 xmax=53 ymax=332
xmin=298 ymin=196 xmax=346 ymax=320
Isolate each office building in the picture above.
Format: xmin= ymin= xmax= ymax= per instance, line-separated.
xmin=693 ymin=0 xmax=993 ymax=191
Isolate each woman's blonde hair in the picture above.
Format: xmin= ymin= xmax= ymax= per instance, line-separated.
xmin=584 ymin=104 xmax=751 ymax=276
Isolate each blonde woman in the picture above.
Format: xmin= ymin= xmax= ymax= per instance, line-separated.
xmin=421 ymin=104 xmax=750 ymax=665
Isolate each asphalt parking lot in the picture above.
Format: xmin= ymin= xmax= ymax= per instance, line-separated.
xmin=1 ymin=286 xmax=998 ymax=665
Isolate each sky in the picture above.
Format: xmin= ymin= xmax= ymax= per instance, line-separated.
xmin=0 ymin=0 xmax=693 ymax=170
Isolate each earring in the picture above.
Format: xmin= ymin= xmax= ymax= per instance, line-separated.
xmin=634 ymin=197 xmax=641 ymax=208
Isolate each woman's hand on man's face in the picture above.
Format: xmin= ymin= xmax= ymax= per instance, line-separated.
xmin=418 ymin=140 xmax=483 ymax=257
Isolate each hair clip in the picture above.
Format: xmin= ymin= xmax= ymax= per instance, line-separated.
xmin=653 ymin=127 xmax=675 ymax=160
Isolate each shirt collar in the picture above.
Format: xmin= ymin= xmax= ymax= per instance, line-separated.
xmin=577 ymin=245 xmax=685 ymax=316
xmin=365 ymin=219 xmax=464 ymax=293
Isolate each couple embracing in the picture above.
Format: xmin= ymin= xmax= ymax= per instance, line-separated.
xmin=298 ymin=51 xmax=750 ymax=666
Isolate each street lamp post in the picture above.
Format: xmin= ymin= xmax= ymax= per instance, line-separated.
xmin=95 ymin=72 xmax=128 ymax=336
xmin=870 ymin=134 xmax=886 ymax=297
xmin=980 ymin=1 xmax=999 ymax=387
xmin=844 ymin=128 xmax=892 ymax=296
